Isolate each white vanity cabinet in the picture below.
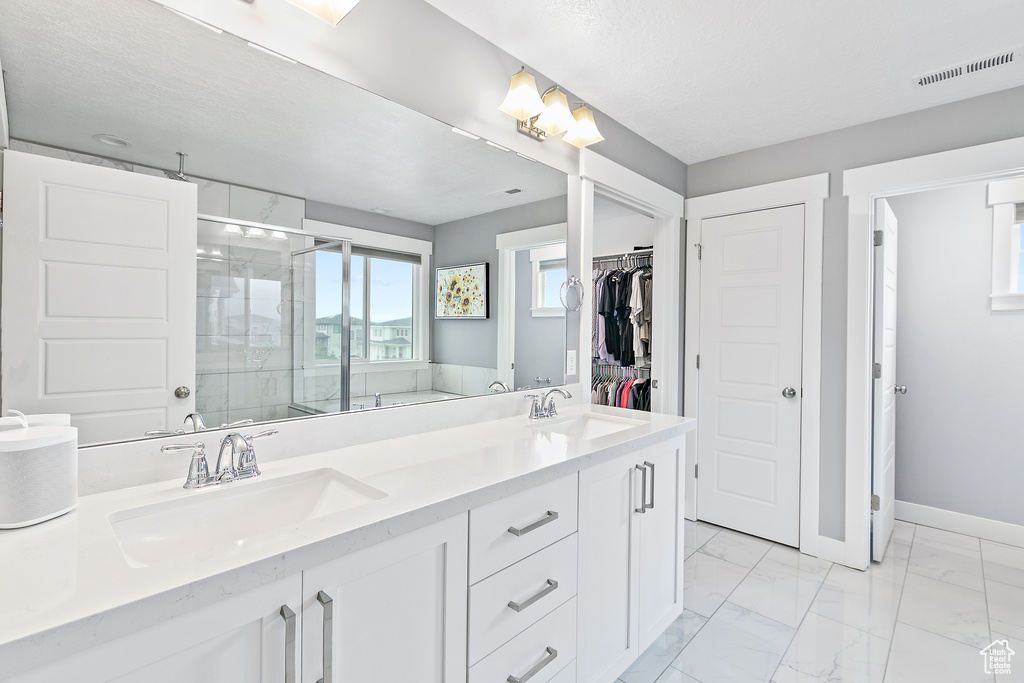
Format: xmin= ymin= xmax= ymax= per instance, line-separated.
xmin=6 ymin=574 xmax=303 ymax=683
xmin=300 ymin=512 xmax=468 ymax=683
xmin=577 ymin=436 xmax=686 ymax=683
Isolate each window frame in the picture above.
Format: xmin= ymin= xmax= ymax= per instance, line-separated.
xmin=987 ymin=177 xmax=1024 ymax=310
xmin=303 ymin=219 xmax=431 ymax=373
xmin=529 ymin=244 xmax=567 ymax=318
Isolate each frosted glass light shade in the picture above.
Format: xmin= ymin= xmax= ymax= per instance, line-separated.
xmin=562 ymin=105 xmax=604 ymax=148
xmin=286 ymin=0 xmax=359 ymax=25
xmin=499 ymin=69 xmax=545 ymax=121
xmin=534 ymin=89 xmax=576 ymax=136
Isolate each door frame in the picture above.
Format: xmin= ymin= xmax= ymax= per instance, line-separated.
xmin=577 ymin=149 xmax=685 ymax=416
xmin=684 ymin=173 xmax=828 ymax=557
xmin=844 ymin=135 xmax=1024 ymax=569
xmin=495 ymin=222 xmax=569 ymax=388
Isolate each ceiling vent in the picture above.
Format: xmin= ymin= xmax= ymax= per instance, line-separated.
xmin=917 ymin=49 xmax=1020 ymax=87
xmin=504 ymin=188 xmax=523 ymax=195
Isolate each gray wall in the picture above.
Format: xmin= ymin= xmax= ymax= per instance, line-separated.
xmin=513 ymin=249 xmax=566 ymax=389
xmin=886 ymin=183 xmax=1024 ymax=525
xmin=305 ymin=200 xmax=434 ymax=242
xmin=432 ymin=196 xmax=568 ymax=368
xmin=687 ymin=84 xmax=1024 ymax=540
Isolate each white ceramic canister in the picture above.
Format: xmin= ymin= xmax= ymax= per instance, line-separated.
xmin=0 ymin=422 xmax=79 ymax=529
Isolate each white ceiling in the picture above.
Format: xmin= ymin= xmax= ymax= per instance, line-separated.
xmin=422 ymin=0 xmax=1024 ymax=163
xmin=0 ymin=0 xmax=566 ymax=225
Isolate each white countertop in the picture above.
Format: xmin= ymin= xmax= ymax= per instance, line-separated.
xmin=0 ymin=404 xmax=693 ymax=676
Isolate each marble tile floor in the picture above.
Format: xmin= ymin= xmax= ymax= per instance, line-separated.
xmin=618 ymin=519 xmax=1024 ymax=683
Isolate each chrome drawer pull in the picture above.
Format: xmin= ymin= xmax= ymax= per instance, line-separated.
xmin=634 ymin=464 xmax=648 ymax=513
xmin=316 ymin=590 xmax=334 ymax=683
xmin=279 ymin=605 xmax=296 ymax=683
xmin=507 ymin=646 xmax=558 ymax=683
xmin=508 ymin=510 xmax=558 ymax=537
xmin=507 ymin=579 xmax=559 ymax=612
xmin=644 ymin=460 xmax=655 ymax=510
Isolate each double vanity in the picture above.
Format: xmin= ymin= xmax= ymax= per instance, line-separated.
xmin=0 ymin=404 xmax=693 ymax=683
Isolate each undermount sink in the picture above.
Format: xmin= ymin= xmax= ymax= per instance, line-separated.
xmin=108 ymin=468 xmax=387 ymax=568
xmin=535 ymin=413 xmax=648 ymax=440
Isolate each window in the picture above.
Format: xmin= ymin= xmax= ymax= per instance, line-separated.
xmin=530 ymin=245 xmax=567 ymax=317
xmin=354 ymin=250 xmax=416 ymax=362
xmin=986 ymin=178 xmax=1024 ymax=310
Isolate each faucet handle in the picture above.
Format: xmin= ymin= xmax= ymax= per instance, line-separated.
xmin=244 ymin=429 xmax=279 ymax=443
xmin=219 ymin=418 xmax=254 ymax=429
xmin=146 ymin=428 xmax=186 ymax=437
xmin=161 ymin=442 xmax=211 ymax=489
xmin=524 ymin=394 xmax=543 ymax=420
xmin=237 ymin=430 xmax=278 ymax=476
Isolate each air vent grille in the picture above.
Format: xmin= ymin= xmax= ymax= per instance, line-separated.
xmin=918 ymin=49 xmax=1018 ymax=87
xmin=504 ymin=188 xmax=522 ymax=195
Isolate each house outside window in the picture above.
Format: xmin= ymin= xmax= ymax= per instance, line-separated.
xmin=530 ymin=244 xmax=567 ymax=318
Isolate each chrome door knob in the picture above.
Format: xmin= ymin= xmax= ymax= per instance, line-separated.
xmin=895 ymin=385 xmax=908 ymax=394
xmin=782 ymin=387 xmax=797 ymax=399
xmin=174 ymin=386 xmax=191 ymax=399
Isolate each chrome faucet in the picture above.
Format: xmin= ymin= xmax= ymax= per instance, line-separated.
xmin=542 ymin=388 xmax=572 ymax=418
xmin=161 ymin=441 xmax=213 ymax=489
xmin=488 ymin=380 xmax=511 ymax=393
xmin=215 ymin=430 xmax=278 ymax=482
xmin=375 ymin=393 xmax=382 ymax=408
xmin=184 ymin=413 xmax=207 ymax=432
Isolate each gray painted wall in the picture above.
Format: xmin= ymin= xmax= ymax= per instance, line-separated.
xmin=305 ymin=200 xmax=434 ymax=242
xmin=513 ymin=249 xmax=566 ymax=390
xmin=687 ymin=84 xmax=1024 ymax=540
xmin=886 ymin=183 xmax=1024 ymax=525
xmin=432 ymin=196 xmax=568 ymax=368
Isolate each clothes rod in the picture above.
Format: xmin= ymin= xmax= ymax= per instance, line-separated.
xmin=593 ymin=248 xmax=654 ymax=261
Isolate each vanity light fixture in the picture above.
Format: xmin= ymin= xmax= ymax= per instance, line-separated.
xmin=284 ymin=0 xmax=359 ymax=26
xmin=498 ymin=68 xmax=604 ymax=148
xmin=223 ymin=224 xmax=243 ymax=235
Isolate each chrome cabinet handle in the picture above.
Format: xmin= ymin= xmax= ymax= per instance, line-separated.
xmin=508 ymin=511 xmax=559 ymax=537
xmin=644 ymin=460 xmax=655 ymax=511
xmin=507 ymin=579 xmax=559 ymax=612
xmin=279 ymin=605 xmax=296 ymax=683
xmin=507 ymin=646 xmax=558 ymax=683
xmin=635 ymin=463 xmax=648 ymax=513
xmin=316 ymin=591 xmax=334 ymax=683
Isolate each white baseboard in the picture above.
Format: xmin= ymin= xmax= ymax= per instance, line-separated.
xmin=896 ymin=500 xmax=1024 ymax=548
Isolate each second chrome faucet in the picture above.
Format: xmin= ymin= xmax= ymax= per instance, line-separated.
xmin=526 ymin=388 xmax=573 ymax=420
xmin=162 ymin=429 xmax=278 ymax=489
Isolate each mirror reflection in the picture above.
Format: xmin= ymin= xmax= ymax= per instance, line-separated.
xmin=0 ymin=0 xmax=569 ymax=446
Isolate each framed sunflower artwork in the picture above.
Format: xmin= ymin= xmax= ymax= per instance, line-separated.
xmin=435 ymin=262 xmax=489 ymax=319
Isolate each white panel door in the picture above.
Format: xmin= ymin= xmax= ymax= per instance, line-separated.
xmin=637 ymin=438 xmax=684 ymax=651
xmin=1 ymin=151 xmax=197 ymax=443
xmin=871 ymin=199 xmax=899 ymax=561
xmin=697 ymin=205 xmax=805 ymax=546
xmin=301 ymin=513 xmax=468 ymax=683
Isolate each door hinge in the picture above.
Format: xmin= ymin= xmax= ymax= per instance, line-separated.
xmin=871 ymin=494 xmax=880 ymax=511
xmin=873 ymin=230 xmax=883 ymax=247
xmin=696 ymin=354 xmax=700 ymax=369
xmin=872 ymin=362 xmax=881 ymax=379
xmin=694 ymin=464 xmax=698 ymax=479
xmin=695 ymin=243 xmax=702 ymax=260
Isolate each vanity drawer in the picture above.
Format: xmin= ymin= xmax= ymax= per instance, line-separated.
xmin=468 ymin=533 xmax=578 ymax=665
xmin=469 ymin=597 xmax=577 ymax=683
xmin=469 ymin=473 xmax=578 ymax=583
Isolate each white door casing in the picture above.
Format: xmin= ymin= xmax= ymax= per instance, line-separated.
xmin=871 ymin=199 xmax=898 ymax=561
xmin=1 ymin=151 xmax=197 ymax=444
xmin=696 ymin=205 xmax=805 ymax=547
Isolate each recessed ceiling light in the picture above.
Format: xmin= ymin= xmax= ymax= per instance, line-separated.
xmin=223 ymin=224 xmax=243 ymax=235
xmin=371 ymin=208 xmax=390 ymax=215
xmin=485 ymin=140 xmax=511 ymax=152
xmin=451 ymin=127 xmax=481 ymax=140
xmin=270 ymin=231 xmax=288 ymax=240
xmin=196 ymin=248 xmax=206 ymax=255
xmin=210 ymin=249 xmax=223 ymax=257
xmin=247 ymin=42 xmax=297 ymax=64
xmin=245 ymin=227 xmax=267 ymax=238
xmin=92 ymin=133 xmax=132 ymax=148
xmin=516 ymin=152 xmax=538 ymax=163
xmin=164 ymin=7 xmax=224 ymax=34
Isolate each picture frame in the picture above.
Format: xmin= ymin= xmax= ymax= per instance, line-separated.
xmin=435 ymin=262 xmax=489 ymax=319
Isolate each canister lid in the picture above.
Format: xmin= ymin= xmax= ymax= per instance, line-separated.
xmin=0 ymin=414 xmax=72 ymax=430
xmin=0 ymin=425 xmax=78 ymax=451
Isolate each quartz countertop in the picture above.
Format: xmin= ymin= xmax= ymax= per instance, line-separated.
xmin=0 ymin=404 xmax=693 ymax=676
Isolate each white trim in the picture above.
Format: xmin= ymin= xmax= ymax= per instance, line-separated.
xmin=683 ymin=173 xmax=828 ymax=559
xmin=843 ymin=135 xmax=1024 ymax=571
xmin=991 ymin=293 xmax=1024 ymax=310
xmin=495 ymin=223 xmax=568 ymax=387
xmin=896 ymin=501 xmax=1024 ymax=549
xmin=0 ymin=51 xmax=8 ymax=149
xmin=579 ymin=149 xmax=684 ymax=417
xmin=349 ymin=360 xmax=429 ymax=375
xmin=987 ymin=182 xmax=1024 ymax=306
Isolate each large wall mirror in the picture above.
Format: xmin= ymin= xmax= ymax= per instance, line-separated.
xmin=0 ymin=0 xmax=571 ymax=446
